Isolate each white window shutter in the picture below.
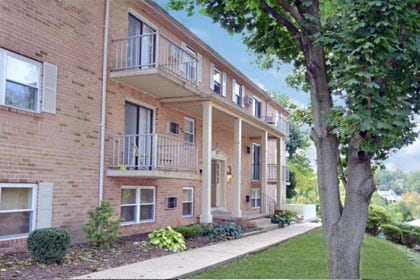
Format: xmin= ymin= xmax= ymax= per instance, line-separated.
xmin=210 ymin=63 xmax=214 ymax=90
xmin=42 ymin=62 xmax=57 ymax=114
xmin=232 ymin=79 xmax=236 ymax=102
xmin=222 ymin=72 xmax=227 ymax=97
xmin=241 ymin=85 xmax=246 ymax=107
xmin=37 ymin=182 xmax=54 ymax=229
xmin=197 ymin=53 xmax=202 ymax=83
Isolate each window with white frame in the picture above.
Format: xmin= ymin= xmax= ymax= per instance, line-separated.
xmin=184 ymin=117 xmax=194 ymax=143
xmin=252 ymin=97 xmax=262 ymax=118
xmin=0 ymin=48 xmax=57 ymax=114
xmin=120 ymin=186 xmax=155 ymax=224
xmin=0 ymin=183 xmax=36 ymax=238
xmin=0 ymin=49 xmax=41 ymax=112
xmin=251 ymin=188 xmax=261 ymax=208
xmin=182 ymin=187 xmax=194 ymax=217
xmin=232 ymin=79 xmax=245 ymax=107
xmin=210 ymin=65 xmax=226 ymax=96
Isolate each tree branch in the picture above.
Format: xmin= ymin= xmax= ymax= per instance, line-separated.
xmin=275 ymin=0 xmax=303 ymax=24
xmin=260 ymin=1 xmax=300 ymax=36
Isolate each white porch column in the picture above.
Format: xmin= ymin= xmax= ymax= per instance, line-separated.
xmin=276 ymin=138 xmax=282 ymax=211
xmin=232 ymin=117 xmax=242 ymax=218
xmin=200 ymin=102 xmax=212 ymax=223
xmin=261 ymin=130 xmax=268 ymax=214
xmin=280 ymin=138 xmax=287 ymax=210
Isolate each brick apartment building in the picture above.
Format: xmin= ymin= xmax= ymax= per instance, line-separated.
xmin=0 ymin=0 xmax=289 ymax=252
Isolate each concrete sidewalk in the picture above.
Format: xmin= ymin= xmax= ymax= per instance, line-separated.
xmin=75 ymin=222 xmax=322 ymax=279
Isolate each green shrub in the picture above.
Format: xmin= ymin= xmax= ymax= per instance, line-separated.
xmin=366 ymin=204 xmax=391 ymax=236
xmin=401 ymin=230 xmax=420 ymax=247
xmin=394 ymin=222 xmax=420 ymax=234
xmin=268 ymin=214 xmax=290 ymax=227
xmin=175 ymin=224 xmax=202 ymax=239
xmin=381 ymin=223 xmax=403 ymax=244
xmin=81 ymin=201 xmax=121 ymax=249
xmin=284 ymin=210 xmax=296 ymax=221
xmin=149 ymin=226 xmax=186 ymax=252
xmin=202 ymin=222 xmax=242 ymax=240
xmin=27 ymin=227 xmax=70 ymax=264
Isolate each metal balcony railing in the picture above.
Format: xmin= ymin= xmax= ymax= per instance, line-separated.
xmin=111 ymin=32 xmax=199 ymax=86
xmin=266 ymin=164 xmax=290 ymax=183
xmin=261 ymin=115 xmax=289 ymax=136
xmin=110 ymin=134 xmax=198 ymax=172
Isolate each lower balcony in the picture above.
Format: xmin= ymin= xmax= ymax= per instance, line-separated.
xmin=253 ymin=164 xmax=290 ymax=184
xmin=107 ymin=134 xmax=200 ymax=180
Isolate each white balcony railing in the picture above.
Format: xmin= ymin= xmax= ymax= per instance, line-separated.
xmin=267 ymin=164 xmax=290 ymax=183
xmin=110 ymin=134 xmax=198 ymax=172
xmin=261 ymin=115 xmax=289 ymax=136
xmin=111 ymin=32 xmax=199 ymax=86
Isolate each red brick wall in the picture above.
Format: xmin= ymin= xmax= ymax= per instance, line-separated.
xmin=0 ymin=0 xmax=105 ymax=251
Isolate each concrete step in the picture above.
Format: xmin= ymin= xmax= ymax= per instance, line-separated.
xmin=248 ymin=217 xmax=278 ymax=231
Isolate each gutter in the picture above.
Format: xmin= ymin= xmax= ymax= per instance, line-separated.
xmin=98 ymin=0 xmax=110 ymax=205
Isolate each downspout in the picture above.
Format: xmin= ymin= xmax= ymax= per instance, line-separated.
xmin=98 ymin=0 xmax=110 ymax=205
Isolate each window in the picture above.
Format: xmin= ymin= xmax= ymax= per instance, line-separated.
xmin=183 ymin=47 xmax=197 ymax=82
xmin=0 ymin=49 xmax=57 ymax=114
xmin=251 ymin=188 xmax=261 ymax=208
xmin=252 ymin=97 xmax=262 ymax=118
xmin=232 ymin=80 xmax=245 ymax=107
xmin=120 ymin=186 xmax=155 ymax=224
xmin=184 ymin=117 xmax=194 ymax=143
xmin=166 ymin=196 xmax=177 ymax=209
xmin=210 ymin=64 xmax=226 ymax=96
xmin=0 ymin=49 xmax=41 ymax=112
xmin=0 ymin=184 xmax=36 ymax=238
xmin=252 ymin=144 xmax=261 ymax=181
xmin=127 ymin=14 xmax=156 ymax=69
xmin=182 ymin=187 xmax=194 ymax=217
xmin=168 ymin=121 xmax=179 ymax=134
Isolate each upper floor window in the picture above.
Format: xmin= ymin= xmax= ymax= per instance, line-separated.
xmin=232 ymin=79 xmax=245 ymax=107
xmin=0 ymin=50 xmax=41 ymax=112
xmin=252 ymin=97 xmax=262 ymax=118
xmin=0 ymin=49 xmax=57 ymax=114
xmin=0 ymin=184 xmax=37 ymax=239
xmin=210 ymin=64 xmax=226 ymax=96
xmin=184 ymin=117 xmax=194 ymax=143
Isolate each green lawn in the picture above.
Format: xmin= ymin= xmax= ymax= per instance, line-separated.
xmin=191 ymin=228 xmax=420 ymax=279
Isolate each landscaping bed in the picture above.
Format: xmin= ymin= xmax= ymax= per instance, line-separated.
xmin=0 ymin=223 xmax=255 ymax=279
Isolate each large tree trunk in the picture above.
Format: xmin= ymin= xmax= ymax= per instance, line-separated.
xmin=302 ymin=11 xmax=376 ymax=278
xmin=326 ymin=136 xmax=376 ymax=278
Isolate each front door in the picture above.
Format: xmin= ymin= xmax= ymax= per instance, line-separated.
xmin=124 ymin=102 xmax=153 ymax=169
xmin=211 ymin=160 xmax=220 ymax=207
xmin=127 ymin=14 xmax=156 ymax=69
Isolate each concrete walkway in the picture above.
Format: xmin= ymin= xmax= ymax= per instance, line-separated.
xmin=75 ymin=222 xmax=322 ymax=279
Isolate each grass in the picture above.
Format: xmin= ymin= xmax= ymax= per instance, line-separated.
xmin=191 ymin=228 xmax=420 ymax=279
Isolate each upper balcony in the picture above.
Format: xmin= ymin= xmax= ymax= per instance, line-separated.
xmin=261 ymin=115 xmax=289 ymax=137
xmin=110 ymin=32 xmax=200 ymax=99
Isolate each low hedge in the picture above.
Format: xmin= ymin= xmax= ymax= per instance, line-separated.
xmin=381 ymin=223 xmax=403 ymax=244
xmin=401 ymin=230 xmax=420 ymax=247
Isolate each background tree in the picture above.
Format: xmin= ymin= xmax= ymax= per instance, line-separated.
xmin=274 ymin=93 xmax=318 ymax=203
xmin=169 ymin=0 xmax=420 ymax=278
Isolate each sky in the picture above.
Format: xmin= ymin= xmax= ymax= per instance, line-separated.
xmin=155 ymin=0 xmax=420 ymax=173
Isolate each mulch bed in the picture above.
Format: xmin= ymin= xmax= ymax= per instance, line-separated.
xmin=0 ymin=223 xmax=257 ymax=279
